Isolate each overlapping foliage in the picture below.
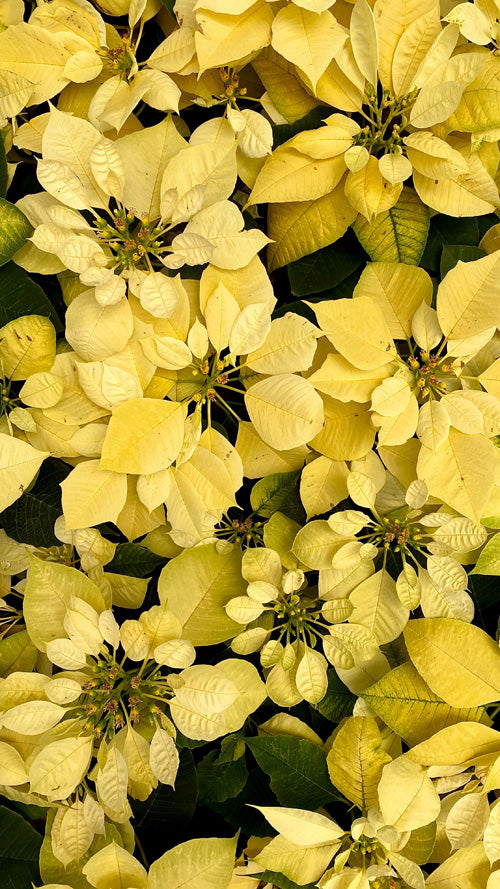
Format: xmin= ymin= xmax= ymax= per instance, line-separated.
xmin=2 ymin=0 xmax=500 ymax=886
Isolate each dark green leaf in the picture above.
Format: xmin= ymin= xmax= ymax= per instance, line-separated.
xmin=180 ymin=264 xmax=204 ymax=279
xmin=440 ymin=245 xmax=485 ymax=278
xmin=0 ymin=263 xmax=62 ymax=330
xmin=288 ymin=231 xmax=365 ymax=296
xmin=0 ymin=804 xmax=42 ymax=889
xmin=159 ymin=0 xmax=175 ymax=10
xmin=246 ymin=736 xmax=344 ymax=809
xmin=0 ymin=631 xmax=37 ymax=677
xmin=304 ymin=269 xmax=364 ymax=308
xmin=272 ymin=108 xmax=328 ymax=149
xmin=313 ymin=669 xmax=355 ymax=723
xmin=132 ymin=747 xmax=198 ymax=831
xmin=433 ymin=215 xmax=480 ymax=245
xmin=2 ymin=458 xmax=70 ymax=547
xmin=106 ymin=543 xmax=166 ymax=577
xmin=469 ymin=573 xmax=500 ymax=611
xmin=272 ymin=300 xmax=317 ymax=322
xmin=477 ymin=213 xmax=500 ymax=238
xmin=198 ymin=735 xmax=248 ymax=804
xmin=250 ymin=471 xmax=304 ymax=522
xmin=0 ymin=799 xmax=47 ymax=822
xmin=207 ymin=766 xmax=277 ymax=837
xmin=421 ymin=216 xmax=480 ymax=271
xmin=0 ymin=133 xmax=7 ymax=199
xmin=0 ymin=199 xmax=33 ymax=267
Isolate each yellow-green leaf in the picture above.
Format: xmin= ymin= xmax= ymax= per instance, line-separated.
xmin=0 ymin=314 xmax=56 ymax=381
xmin=404 ymin=618 xmax=500 ymax=707
xmin=327 ymin=716 xmax=391 ymax=809
xmin=0 ymin=198 xmax=32 ymax=266
xmin=353 ymin=186 xmax=430 ymax=264
xmin=362 ymin=661 xmax=485 ymax=745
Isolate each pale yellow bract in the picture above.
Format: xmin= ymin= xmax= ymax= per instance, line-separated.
xmin=1 ymin=0 xmax=500 ymax=886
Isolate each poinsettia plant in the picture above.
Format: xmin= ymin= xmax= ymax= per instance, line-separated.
xmin=2 ymin=0 xmax=500 ymax=887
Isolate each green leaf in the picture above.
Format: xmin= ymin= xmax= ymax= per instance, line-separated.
xmin=0 ymin=263 xmax=62 ymax=330
xmin=272 ymin=299 xmax=318 ymax=322
xmin=132 ymin=749 xmax=198 ymax=858
xmin=300 ymin=269 xmax=363 ymax=312
xmin=287 ymin=230 xmax=365 ymax=296
xmin=0 ymin=630 xmax=37 ymax=677
xmin=250 ymin=470 xmax=304 ymax=522
xmin=207 ymin=766 xmax=278 ymax=837
xmin=312 ymin=669 xmax=355 ymax=723
xmin=421 ymin=215 xmax=480 ymax=272
xmin=1 ymin=458 xmax=70 ymax=547
xmin=471 ymin=531 xmax=500 ymax=575
xmin=478 ymin=213 xmax=500 ymax=238
xmin=440 ymin=244 xmax=485 ymax=278
xmin=198 ymin=734 xmax=248 ymax=804
xmin=361 ymin=661 xmax=485 ymax=745
xmin=0 ymin=132 xmax=7 ymax=199
xmin=353 ymin=187 xmax=430 ymax=265
xmin=0 ymin=799 xmax=47 ymax=822
xmin=469 ymin=573 xmax=500 ymax=610
xmin=433 ymin=215 xmax=480 ymax=245
xmin=327 ymin=716 xmax=390 ymax=810
xmin=0 ymin=199 xmax=33 ymax=267
xmin=106 ymin=543 xmax=166 ymax=578
xmin=0 ymin=804 xmax=42 ymax=889
xmin=246 ymin=736 xmax=344 ymax=809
